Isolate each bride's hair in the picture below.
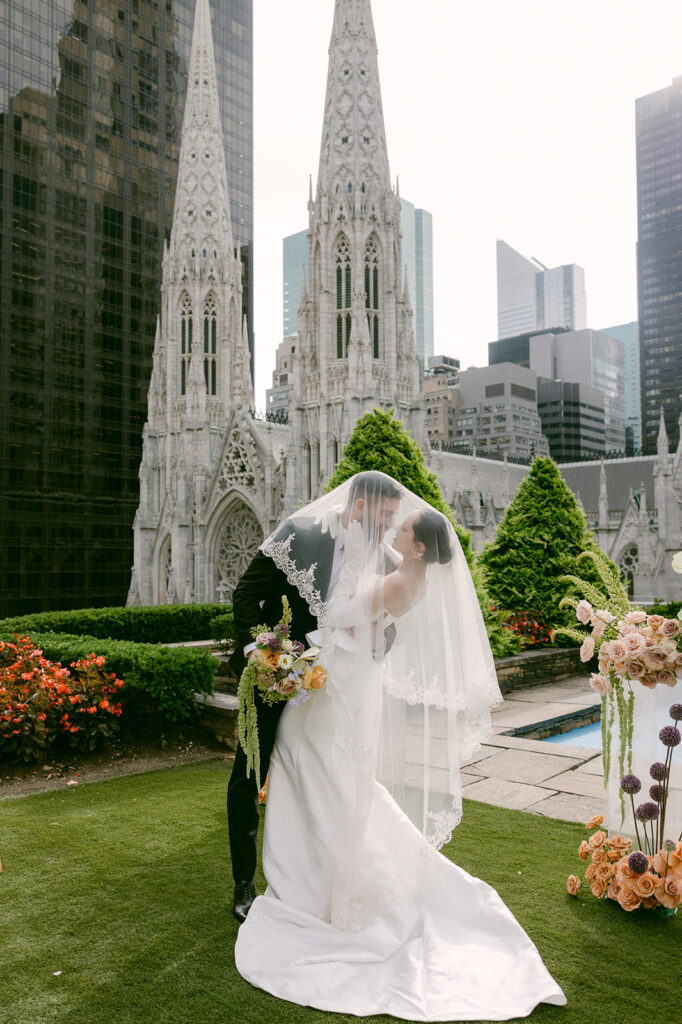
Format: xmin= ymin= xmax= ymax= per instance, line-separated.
xmin=413 ymin=510 xmax=454 ymax=565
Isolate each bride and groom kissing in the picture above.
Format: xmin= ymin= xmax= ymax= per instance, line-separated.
xmin=227 ymin=471 xmax=566 ymax=1021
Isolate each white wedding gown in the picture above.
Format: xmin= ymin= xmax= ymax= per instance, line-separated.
xmin=234 ymin=664 xmax=566 ymax=1021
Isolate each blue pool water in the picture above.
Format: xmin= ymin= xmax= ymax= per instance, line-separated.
xmin=542 ymin=720 xmax=602 ymax=749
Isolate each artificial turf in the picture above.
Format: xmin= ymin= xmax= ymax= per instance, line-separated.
xmin=0 ymin=760 xmax=678 ymax=1024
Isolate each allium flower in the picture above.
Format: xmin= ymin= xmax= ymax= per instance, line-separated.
xmin=628 ymin=851 xmax=649 ymax=874
xmin=635 ymin=801 xmax=660 ymax=822
xmin=650 ymin=761 xmax=668 ymax=781
xmin=621 ymin=774 xmax=642 ymax=794
xmin=273 ymin=623 xmax=290 ymax=639
xmin=669 ymin=703 xmax=682 ymax=722
xmin=576 ymin=600 xmax=593 ymax=625
xmin=659 ymin=725 xmax=681 ymax=748
xmin=649 ymin=783 xmax=665 ymax=802
xmin=664 ymin=839 xmax=676 ymax=853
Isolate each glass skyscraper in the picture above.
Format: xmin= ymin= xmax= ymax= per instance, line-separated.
xmin=636 ymin=78 xmax=682 ymax=454
xmin=0 ymin=0 xmax=253 ymax=616
xmin=496 ymin=239 xmax=587 ymax=341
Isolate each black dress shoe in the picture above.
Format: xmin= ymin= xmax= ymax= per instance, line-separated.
xmin=233 ymin=880 xmax=257 ymax=923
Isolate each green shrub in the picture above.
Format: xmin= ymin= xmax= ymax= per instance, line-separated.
xmin=209 ymin=608 xmax=236 ymax=652
xmin=0 ymin=604 xmax=227 ymax=644
xmin=9 ymin=632 xmax=218 ymax=723
xmin=645 ymin=600 xmax=682 ymax=618
xmin=478 ymin=457 xmax=616 ymax=630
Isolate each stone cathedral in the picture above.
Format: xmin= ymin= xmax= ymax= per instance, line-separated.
xmin=128 ymin=0 xmax=682 ymax=607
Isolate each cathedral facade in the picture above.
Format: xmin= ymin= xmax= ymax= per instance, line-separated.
xmin=128 ymin=0 xmax=682 ymax=607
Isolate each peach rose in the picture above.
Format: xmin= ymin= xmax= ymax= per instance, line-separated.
xmin=590 ymin=879 xmax=608 ymax=899
xmin=585 ymin=813 xmax=605 ymax=829
xmin=644 ymin=647 xmax=669 ymax=668
xmin=661 ymin=618 xmax=680 ymax=638
xmin=607 ymin=835 xmax=633 ymax=854
xmin=576 ymin=600 xmax=593 ymax=625
xmin=584 ymin=863 xmax=597 ymax=883
xmin=591 ymin=619 xmax=607 ymax=640
xmin=258 ymin=649 xmax=281 ymax=670
xmin=608 ymin=849 xmax=623 ymax=863
xmin=633 ymin=872 xmax=658 ymax=899
xmin=657 ymin=670 xmax=677 ymax=687
xmin=647 ymin=614 xmax=665 ymax=632
xmin=596 ymin=862 xmax=615 ymax=883
xmin=566 ymin=875 xmax=581 ymax=896
xmin=276 ymin=677 xmax=297 ymax=696
xmin=640 ymin=674 xmax=659 ymax=689
xmin=624 ymin=632 xmax=646 ymax=657
xmin=308 ymin=665 xmax=326 ymax=690
xmin=301 ymin=667 xmax=314 ymax=689
xmin=580 ymin=637 xmax=595 ymax=662
xmin=607 ymin=878 xmax=622 ymax=901
xmin=587 ymin=829 xmax=607 ymax=851
xmin=578 ymin=840 xmax=590 ymax=861
xmin=625 ymin=610 xmax=647 ymax=624
xmin=655 ymin=871 xmax=682 ymax=910
xmin=617 ymin=884 xmax=642 ymax=911
xmin=589 ymin=673 xmax=612 ymax=695
xmin=591 ymin=847 xmax=608 ymax=865
xmin=619 ymin=622 xmax=637 ymax=635
xmin=616 ymin=858 xmax=637 ymax=880
xmin=609 ymin=639 xmax=627 ymax=662
xmin=598 ymin=653 xmax=611 ymax=676
xmin=625 ymin=659 xmax=646 ymax=679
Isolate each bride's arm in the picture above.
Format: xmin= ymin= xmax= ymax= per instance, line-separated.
xmin=370 ymin=573 xmax=423 ymax=619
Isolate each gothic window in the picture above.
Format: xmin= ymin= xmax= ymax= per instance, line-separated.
xmin=215 ymin=502 xmax=263 ymax=603
xmin=619 ymin=544 xmax=639 ymax=598
xmin=335 ymin=235 xmax=351 ymax=359
xmin=180 ymin=292 xmax=192 ymax=396
xmin=203 ymin=292 xmax=217 ymax=396
xmin=364 ymin=235 xmax=381 ymax=359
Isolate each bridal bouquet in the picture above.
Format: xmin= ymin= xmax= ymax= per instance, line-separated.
xmin=237 ymin=595 xmax=326 ymax=788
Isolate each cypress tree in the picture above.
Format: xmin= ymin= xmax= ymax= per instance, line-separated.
xmin=327 ymin=408 xmax=519 ymax=656
xmin=477 ymin=456 xmax=611 ymax=627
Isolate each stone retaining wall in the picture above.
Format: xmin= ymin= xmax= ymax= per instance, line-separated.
xmin=494 ymin=646 xmax=586 ymax=694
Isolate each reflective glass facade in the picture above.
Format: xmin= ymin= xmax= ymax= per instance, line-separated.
xmin=0 ymin=0 xmax=253 ymax=616
xmin=636 ymin=78 xmax=682 ymax=453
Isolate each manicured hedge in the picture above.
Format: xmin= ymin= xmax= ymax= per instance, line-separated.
xmin=0 ymin=604 xmax=230 ymax=645
xmin=11 ymin=632 xmax=219 ymax=723
xmin=646 ymin=600 xmax=682 ymax=618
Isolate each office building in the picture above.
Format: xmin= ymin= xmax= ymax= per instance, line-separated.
xmin=283 ymin=197 xmax=434 ymax=366
xmin=600 ymin=321 xmax=640 ymax=452
xmin=537 ymin=379 xmax=606 ymax=461
xmin=636 ymin=78 xmax=682 ymax=452
xmin=452 ymin=363 xmax=549 ymax=458
xmin=490 ymin=327 xmax=625 ymax=452
xmin=266 ymin=336 xmax=297 ymax=418
xmin=496 ymin=240 xmax=587 ymax=340
xmin=0 ymin=0 xmax=253 ymax=616
xmin=423 ymin=355 xmax=460 ymax=443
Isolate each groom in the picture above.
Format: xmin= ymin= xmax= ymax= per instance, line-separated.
xmin=227 ymin=471 xmax=401 ymax=922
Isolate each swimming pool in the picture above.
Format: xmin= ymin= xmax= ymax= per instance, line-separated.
xmin=542 ymin=720 xmax=602 ymax=749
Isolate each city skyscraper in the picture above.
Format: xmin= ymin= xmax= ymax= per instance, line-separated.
xmin=600 ymin=321 xmax=640 ymax=452
xmin=0 ymin=0 xmax=253 ymax=616
xmin=496 ymin=239 xmax=587 ymax=340
xmin=283 ymin=197 xmax=433 ymax=368
xmin=636 ymin=77 xmax=682 ymax=453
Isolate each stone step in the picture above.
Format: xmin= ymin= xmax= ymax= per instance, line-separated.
xmin=195 ymin=691 xmax=238 ymax=750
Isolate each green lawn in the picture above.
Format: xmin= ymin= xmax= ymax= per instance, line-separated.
xmin=0 ymin=761 xmax=678 ymax=1024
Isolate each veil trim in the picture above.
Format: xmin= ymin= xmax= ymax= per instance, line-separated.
xmin=261 ymin=532 xmax=328 ymax=625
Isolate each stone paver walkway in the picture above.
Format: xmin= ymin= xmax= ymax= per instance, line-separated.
xmin=462 ymin=674 xmax=606 ymax=823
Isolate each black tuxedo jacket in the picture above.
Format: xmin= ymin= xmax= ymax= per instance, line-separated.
xmin=229 ymin=522 xmax=334 ymax=678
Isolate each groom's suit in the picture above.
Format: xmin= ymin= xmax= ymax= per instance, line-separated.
xmin=227 ymin=521 xmax=335 ymax=883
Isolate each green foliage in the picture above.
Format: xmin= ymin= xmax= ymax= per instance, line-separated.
xmin=6 ymin=631 xmax=218 ymax=724
xmin=646 ymin=600 xmax=682 ymax=618
xmin=326 ymin=407 xmax=520 ymax=657
xmin=0 ymin=603 xmax=226 ymax=644
xmin=478 ymin=457 xmax=616 ymax=630
xmin=209 ymin=608 xmax=236 ymax=652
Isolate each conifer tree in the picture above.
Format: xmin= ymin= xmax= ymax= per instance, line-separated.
xmin=327 ymin=408 xmax=519 ymax=656
xmin=477 ymin=456 xmax=611 ymax=627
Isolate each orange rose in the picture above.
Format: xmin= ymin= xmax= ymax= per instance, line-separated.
xmin=596 ymin=862 xmax=615 ymax=883
xmin=308 ymin=665 xmax=326 ymax=690
xmin=587 ymin=829 xmax=607 ymax=851
xmin=591 ymin=847 xmax=608 ymax=865
xmin=607 ymin=850 xmax=622 ymax=863
xmin=301 ymin=667 xmax=314 ymax=689
xmin=566 ymin=875 xmax=581 ymax=896
xmin=584 ymin=864 xmax=597 ymax=883
xmin=633 ymin=872 xmax=658 ymax=899
xmin=258 ymin=649 xmax=280 ymax=670
xmin=578 ymin=841 xmax=590 ymax=861
xmin=641 ymin=896 xmax=661 ymax=909
xmin=585 ymin=814 xmax=604 ymax=829
xmin=617 ymin=884 xmax=642 ymax=911
xmin=655 ymin=871 xmax=682 ymax=910
xmin=607 ymin=879 xmax=621 ymax=901
xmin=607 ymin=835 xmax=632 ymax=854
xmin=616 ymin=858 xmax=637 ymax=880
xmin=590 ymin=880 xmax=608 ymax=899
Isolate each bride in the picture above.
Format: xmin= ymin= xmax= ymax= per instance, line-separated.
xmin=235 ymin=473 xmax=566 ymax=1020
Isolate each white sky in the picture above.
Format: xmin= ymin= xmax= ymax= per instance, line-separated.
xmin=251 ymin=0 xmax=682 ymax=407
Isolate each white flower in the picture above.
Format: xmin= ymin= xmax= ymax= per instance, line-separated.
xmin=580 ymin=637 xmax=595 ymax=663
xmin=277 ymin=653 xmax=293 ymax=670
xmin=281 ymin=639 xmax=293 ymax=652
xmin=576 ymin=600 xmax=593 ymax=625
xmin=671 ymin=551 xmax=682 ymax=573
xmin=589 ymin=673 xmax=612 ymax=696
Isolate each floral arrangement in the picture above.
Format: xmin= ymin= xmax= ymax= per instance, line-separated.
xmin=553 ymin=550 xmax=682 ymax=793
xmin=0 ymin=636 xmax=124 ymax=761
xmin=237 ymin=596 xmax=326 ymax=789
xmin=566 ymin=703 xmax=682 ymax=915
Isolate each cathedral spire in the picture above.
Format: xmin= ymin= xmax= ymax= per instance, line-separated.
xmin=170 ymin=0 xmax=235 ymax=263
xmin=657 ymin=406 xmax=670 ymax=468
xmin=317 ymin=0 xmax=391 ymax=198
